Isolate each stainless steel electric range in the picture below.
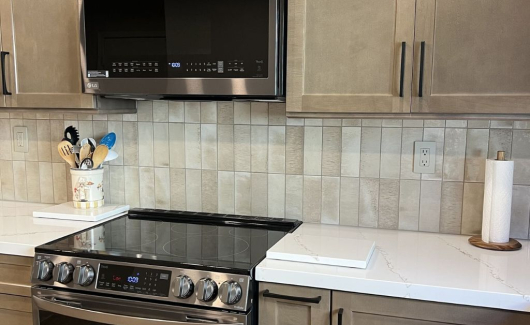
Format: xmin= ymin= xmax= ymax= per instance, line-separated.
xmin=31 ymin=209 xmax=301 ymax=325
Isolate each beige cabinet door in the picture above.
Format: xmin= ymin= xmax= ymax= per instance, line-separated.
xmin=0 ymin=0 xmax=95 ymax=108
xmin=287 ymin=0 xmax=416 ymax=115
xmin=412 ymin=0 xmax=530 ymax=114
xmin=259 ymin=282 xmax=330 ymax=325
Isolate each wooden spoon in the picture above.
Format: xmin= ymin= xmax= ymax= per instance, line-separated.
xmin=79 ymin=143 xmax=92 ymax=162
xmin=57 ymin=140 xmax=77 ymax=168
xmin=92 ymin=145 xmax=109 ymax=169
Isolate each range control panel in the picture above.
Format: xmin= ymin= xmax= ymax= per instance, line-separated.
xmin=97 ymin=263 xmax=171 ymax=297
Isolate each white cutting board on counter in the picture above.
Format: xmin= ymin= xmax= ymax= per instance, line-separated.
xmin=33 ymin=202 xmax=129 ymax=222
xmin=267 ymin=233 xmax=376 ymax=269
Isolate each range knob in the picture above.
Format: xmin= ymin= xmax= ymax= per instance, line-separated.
xmin=37 ymin=260 xmax=54 ymax=281
xmin=56 ymin=262 xmax=75 ymax=284
xmin=219 ymin=281 xmax=243 ymax=305
xmin=197 ymin=278 xmax=218 ymax=302
xmin=174 ymin=275 xmax=194 ymax=299
xmin=77 ymin=264 xmax=95 ymax=287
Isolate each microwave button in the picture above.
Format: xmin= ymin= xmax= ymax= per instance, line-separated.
xmin=240 ymin=68 xmax=245 ymax=72
xmin=155 ymin=69 xmax=159 ymax=72
xmin=148 ymin=63 xmax=152 ymax=66
xmin=112 ymin=63 xmax=117 ymax=67
xmin=118 ymin=63 xmax=122 ymax=67
xmin=118 ymin=69 xmax=123 ymax=72
xmin=207 ymin=68 xmax=211 ymax=72
xmin=112 ymin=69 xmax=116 ymax=73
xmin=131 ymin=69 xmax=135 ymax=72
xmin=227 ymin=68 xmax=233 ymax=72
xmin=124 ymin=69 xmax=129 ymax=72
xmin=154 ymin=63 xmax=159 ymax=67
xmin=124 ymin=63 xmax=128 ymax=67
xmin=212 ymin=68 xmax=217 ymax=72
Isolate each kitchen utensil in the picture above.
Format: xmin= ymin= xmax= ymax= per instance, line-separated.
xmin=62 ymin=126 xmax=80 ymax=146
xmin=91 ymin=145 xmax=109 ymax=169
xmin=57 ymin=141 xmax=77 ymax=168
xmin=104 ymin=150 xmax=118 ymax=162
xmin=80 ymin=138 xmax=97 ymax=152
xmin=80 ymin=158 xmax=94 ymax=170
xmin=79 ymin=143 xmax=92 ymax=162
xmin=100 ymin=132 xmax=116 ymax=149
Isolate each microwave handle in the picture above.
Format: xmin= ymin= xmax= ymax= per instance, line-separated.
xmin=33 ymin=296 xmax=243 ymax=325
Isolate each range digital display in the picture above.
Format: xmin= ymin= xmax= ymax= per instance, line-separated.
xmin=97 ymin=264 xmax=171 ymax=297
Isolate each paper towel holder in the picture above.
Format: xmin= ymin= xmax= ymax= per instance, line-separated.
xmin=469 ymin=151 xmax=522 ymax=251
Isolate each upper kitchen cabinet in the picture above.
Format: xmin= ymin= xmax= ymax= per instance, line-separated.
xmin=412 ymin=0 xmax=530 ymax=114
xmin=286 ymin=0 xmax=416 ymax=116
xmin=0 ymin=0 xmax=133 ymax=110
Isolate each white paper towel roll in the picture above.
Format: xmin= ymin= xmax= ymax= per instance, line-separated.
xmin=481 ymin=158 xmax=514 ymax=243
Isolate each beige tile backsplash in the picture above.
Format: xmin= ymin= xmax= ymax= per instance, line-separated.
xmin=1 ymin=101 xmax=530 ymax=239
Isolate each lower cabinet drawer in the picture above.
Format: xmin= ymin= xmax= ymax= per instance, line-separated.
xmin=0 ymin=254 xmax=33 ymax=297
xmin=0 ymin=293 xmax=32 ymax=325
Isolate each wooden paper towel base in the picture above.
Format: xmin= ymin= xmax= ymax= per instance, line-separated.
xmin=469 ymin=236 xmax=522 ymax=251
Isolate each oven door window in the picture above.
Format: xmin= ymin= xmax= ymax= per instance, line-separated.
xmin=84 ymin=0 xmax=271 ymax=79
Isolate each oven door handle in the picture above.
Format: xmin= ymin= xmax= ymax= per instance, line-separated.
xmin=33 ymin=296 xmax=244 ymax=325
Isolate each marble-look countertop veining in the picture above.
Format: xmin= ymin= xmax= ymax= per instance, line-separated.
xmin=0 ymin=201 xmax=119 ymax=257
xmin=256 ymin=223 xmax=530 ymax=312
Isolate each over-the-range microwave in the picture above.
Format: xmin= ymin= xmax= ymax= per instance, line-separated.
xmin=79 ymin=0 xmax=286 ymax=101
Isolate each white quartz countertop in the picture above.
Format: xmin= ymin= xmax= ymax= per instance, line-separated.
xmin=0 ymin=201 xmax=119 ymax=257
xmin=256 ymin=223 xmax=530 ymax=312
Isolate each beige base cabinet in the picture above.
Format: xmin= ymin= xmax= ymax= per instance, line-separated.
xmin=0 ymin=254 xmax=33 ymax=325
xmin=258 ymin=282 xmax=330 ymax=325
xmin=259 ymin=282 xmax=530 ymax=325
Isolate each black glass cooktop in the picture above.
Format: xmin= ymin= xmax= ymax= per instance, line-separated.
xmin=36 ymin=209 xmax=301 ymax=275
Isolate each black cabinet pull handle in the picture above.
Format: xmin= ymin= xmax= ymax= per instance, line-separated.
xmin=262 ymin=289 xmax=321 ymax=304
xmin=338 ymin=308 xmax=344 ymax=325
xmin=399 ymin=42 xmax=406 ymax=98
xmin=1 ymin=51 xmax=11 ymax=95
xmin=419 ymin=41 xmax=425 ymax=98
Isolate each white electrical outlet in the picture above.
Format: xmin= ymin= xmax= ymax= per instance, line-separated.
xmin=13 ymin=126 xmax=29 ymax=153
xmin=413 ymin=141 xmax=436 ymax=174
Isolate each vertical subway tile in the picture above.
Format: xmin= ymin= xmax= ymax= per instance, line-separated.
xmin=341 ymin=127 xmax=361 ymax=177
xmin=443 ymin=128 xmax=467 ymax=181
xmin=512 ymin=130 xmax=530 ymax=185
xmin=200 ymin=102 xmax=217 ymax=124
xmin=23 ymin=120 xmax=38 ymax=161
xmin=510 ymin=186 xmax=530 ymax=239
xmin=234 ymin=125 xmax=251 ymax=172
xmin=286 ymin=118 xmax=304 ymax=126
xmin=0 ymin=160 xmax=14 ymax=200
xmin=186 ymin=169 xmax=202 ymax=212
xmin=269 ymin=103 xmax=286 ymax=126
xmin=285 ymin=175 xmax=303 ymax=219
xmin=251 ymin=126 xmax=268 ymax=172
xmin=305 ymin=119 xmax=323 ymax=126
xmin=340 ymin=177 xmax=359 ymax=226
xmin=419 ymin=181 xmax=442 ymax=232
xmin=321 ymin=177 xmax=340 ymax=225
xmin=123 ymin=122 xmax=139 ymax=166
xmin=123 ymin=113 xmax=138 ymax=122
xmin=424 ymin=120 xmax=445 ymax=128
xmin=362 ymin=120 xmax=382 ymax=127
xmin=110 ymin=165 xmax=125 ymax=204
xmin=468 ymin=120 xmax=490 ymax=128
xmin=400 ymin=128 xmax=423 ymax=180
xmin=201 ymin=170 xmax=218 ymax=213
xmin=285 ymin=126 xmax=304 ymax=175
xmin=342 ymin=119 xmax=361 ymax=127
xmin=168 ymin=102 xmax=185 ymax=122
xmin=323 ymin=119 xmax=342 ymax=127
xmin=488 ymin=129 xmax=512 ymax=159
xmin=201 ymin=124 xmax=218 ymax=170
xmin=92 ymin=114 xmax=106 ymax=121
xmin=403 ymin=120 xmax=423 ymax=128
xmin=440 ymin=182 xmax=464 ymax=234
xmin=321 ymin=127 xmax=342 ymax=177
xmin=446 ymin=120 xmax=467 ymax=128
xmin=153 ymin=101 xmax=169 ymax=122
xmin=218 ymin=171 xmax=235 ymax=214
xmin=422 ymin=128 xmax=444 ymax=181
xmin=268 ymin=126 xmax=286 ymax=174
xmin=52 ymin=163 xmax=67 ymax=203
xmin=26 ymin=162 xmax=40 ymax=202
xmin=184 ymin=102 xmax=201 ymax=123
xmin=124 ymin=166 xmax=140 ymax=207
xmin=92 ymin=121 xmax=108 ymax=141
xmin=13 ymin=161 xmax=27 ymax=201
xmin=36 ymin=120 xmax=51 ymax=162
xmin=169 ymin=123 xmax=185 ymax=169
xmin=359 ymin=178 xmax=379 ymax=228
xmin=185 ymin=124 xmax=201 ymax=169
xmin=304 ymin=127 xmax=323 ymax=176
xmin=464 ymin=129 xmax=489 ymax=182
xmin=218 ymin=102 xmax=234 ymax=125
xmin=218 ymin=125 xmax=234 ymax=171
xmin=78 ymin=121 xmax=94 ymax=141
xmin=50 ymin=119 xmax=64 ymax=163
xmin=11 ymin=119 xmax=25 ymax=161
xmin=461 ymin=183 xmax=484 ymax=235
xmin=490 ymin=121 xmax=513 ymax=129
xmin=169 ymin=168 xmax=186 ymax=210
xmin=360 ymin=128 xmax=381 ymax=178
xmin=234 ymin=102 xmax=251 ymax=124
xmin=382 ymin=120 xmax=403 ymax=127
xmin=378 ymin=179 xmax=400 ymax=229
xmin=380 ymin=128 xmax=402 ymax=179
xmin=138 ymin=122 xmax=154 ymax=166
xmin=250 ymin=102 xmax=268 ymax=125
xmin=154 ymin=168 xmax=170 ymax=209
xmin=65 ymin=164 xmax=73 ymax=202
xmin=268 ymin=174 xmax=286 ymax=218
xmin=39 ymin=162 xmax=54 ymax=203
xmin=0 ymin=120 xmax=12 ymax=160
xmin=139 ymin=167 xmax=155 ymax=208
xmin=251 ymin=173 xmax=268 ymax=217
xmin=235 ymin=172 xmax=251 ymax=215
xmin=398 ymin=180 xmax=421 ymax=231
xmin=514 ymin=121 xmax=530 ymax=130
xmin=303 ymin=176 xmax=322 ymax=223
xmin=108 ymin=121 xmax=124 ymax=165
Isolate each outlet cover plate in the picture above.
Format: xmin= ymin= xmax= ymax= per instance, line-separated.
xmin=414 ymin=141 xmax=436 ymax=174
xmin=13 ymin=126 xmax=29 ymax=153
